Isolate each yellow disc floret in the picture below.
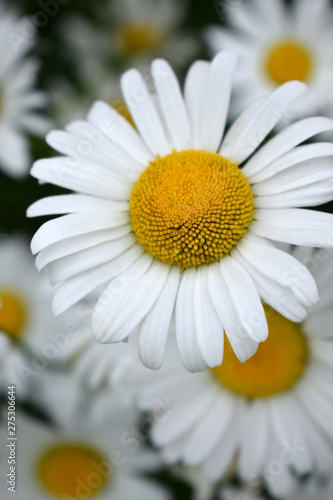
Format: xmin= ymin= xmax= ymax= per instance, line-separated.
xmin=118 ymin=23 xmax=163 ymax=55
xmin=265 ymin=40 xmax=313 ymax=85
xmin=37 ymin=443 xmax=110 ymax=498
xmin=130 ymin=150 xmax=254 ymax=269
xmin=0 ymin=290 xmax=28 ymax=340
xmin=212 ymin=306 xmax=309 ymax=398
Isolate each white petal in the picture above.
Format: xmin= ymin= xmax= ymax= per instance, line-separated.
xmin=207 ymin=262 xmax=258 ymax=361
xmin=35 ymin=226 xmax=132 ymax=271
xmin=233 ymin=248 xmax=307 ymax=322
xmin=152 ymin=59 xmax=191 ymax=151
xmin=183 ymin=392 xmax=237 ymax=465
xmin=202 ymin=406 xmax=240 ymax=481
xmin=269 ymin=397 xmax=312 ymax=474
xmin=27 ymin=194 xmax=128 ymax=217
xmin=138 ymin=266 xmax=180 ymax=370
xmin=87 ymin=100 xmax=153 ymax=165
xmin=65 ymin=120 xmax=144 ymax=178
xmin=45 ymin=235 xmax=136 ymax=285
xmin=252 ymin=158 xmax=333 ymax=196
xmin=295 ymin=383 xmax=333 ymax=443
xmin=31 ymin=158 xmax=130 ymax=200
xmin=31 ymin=211 xmax=129 ymax=254
xmin=255 ymin=181 xmax=333 ymax=209
xmin=92 ymin=257 xmax=169 ymax=344
xmin=220 ymin=255 xmax=268 ymax=342
xmin=0 ymin=128 xmax=30 ymax=178
xmin=152 ymin=386 xmax=216 ymax=446
xmin=220 ymin=82 xmax=308 ymax=164
xmin=243 ymin=117 xmax=333 ymax=178
xmin=236 ymin=233 xmax=318 ymax=307
xmin=239 ymin=401 xmax=270 ymax=480
xmin=248 ymin=143 xmax=333 ymax=184
xmin=175 ymin=268 xmax=207 ymax=372
xmin=52 ymin=245 xmax=143 ymax=315
xmin=201 ymin=51 xmax=238 ymax=152
xmin=194 ymin=265 xmax=224 ymax=367
xmin=252 ymin=209 xmax=333 ymax=247
xmin=121 ymin=68 xmax=170 ymax=156
xmin=46 ymin=129 xmax=138 ymax=182
xmin=184 ymin=60 xmax=210 ymax=149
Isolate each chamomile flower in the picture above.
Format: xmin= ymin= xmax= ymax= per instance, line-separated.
xmin=0 ymin=413 xmax=170 ymax=500
xmin=61 ymin=0 xmax=198 ymax=82
xmin=121 ymin=247 xmax=333 ymax=497
xmin=108 ymin=0 xmax=198 ymax=67
xmin=0 ymin=2 xmax=49 ymax=177
xmin=0 ymin=237 xmax=57 ymax=395
xmin=29 ymin=52 xmax=333 ymax=372
xmin=206 ymin=0 xmax=333 ymax=119
xmin=38 ymin=337 xmax=140 ymax=430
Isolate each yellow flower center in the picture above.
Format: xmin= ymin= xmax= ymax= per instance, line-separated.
xmin=109 ymin=98 xmax=135 ymax=127
xmin=130 ymin=150 xmax=254 ymax=269
xmin=118 ymin=23 xmax=163 ymax=55
xmin=265 ymin=40 xmax=313 ymax=85
xmin=0 ymin=290 xmax=28 ymax=340
xmin=37 ymin=443 xmax=110 ymax=498
xmin=212 ymin=307 xmax=309 ymax=398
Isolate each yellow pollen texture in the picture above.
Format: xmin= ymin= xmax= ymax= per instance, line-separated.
xmin=265 ymin=40 xmax=313 ymax=85
xmin=0 ymin=290 xmax=27 ymax=340
xmin=130 ymin=150 xmax=254 ymax=268
xmin=37 ymin=443 xmax=110 ymax=498
xmin=212 ymin=307 xmax=309 ymax=398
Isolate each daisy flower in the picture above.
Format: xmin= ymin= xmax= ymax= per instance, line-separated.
xmin=0 ymin=237 xmax=60 ymax=395
xmin=108 ymin=0 xmax=198 ymax=67
xmin=38 ymin=337 xmax=141 ymax=430
xmin=119 ymin=247 xmax=333 ymax=498
xmin=29 ymin=52 xmax=333 ymax=372
xmin=206 ymin=0 xmax=333 ymax=119
xmin=61 ymin=0 xmax=198 ymax=81
xmin=0 ymin=412 xmax=170 ymax=500
xmin=0 ymin=2 xmax=49 ymax=177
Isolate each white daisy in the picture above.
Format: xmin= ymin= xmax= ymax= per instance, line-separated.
xmin=28 ymin=52 xmax=333 ymax=372
xmin=0 ymin=2 xmax=49 ymax=177
xmin=118 ymin=246 xmax=333 ymax=498
xmin=0 ymin=412 xmax=170 ymax=500
xmin=206 ymin=0 xmax=333 ymax=120
xmin=108 ymin=0 xmax=198 ymax=67
xmin=0 ymin=236 xmax=59 ymax=395
xmin=61 ymin=0 xmax=198 ymax=82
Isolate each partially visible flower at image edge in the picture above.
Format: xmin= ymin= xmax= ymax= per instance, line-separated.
xmin=0 ymin=1 xmax=50 ymax=178
xmin=28 ymin=51 xmax=333 ymax=372
xmin=205 ymin=0 xmax=333 ymax=119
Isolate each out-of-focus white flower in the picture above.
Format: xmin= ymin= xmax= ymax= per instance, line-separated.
xmin=0 ymin=2 xmax=49 ymax=177
xmin=0 ymin=237 xmax=55 ymax=395
xmin=61 ymin=0 xmax=198 ymax=85
xmin=0 ymin=412 xmax=171 ymax=500
xmin=115 ymin=247 xmax=333 ymax=497
xmin=206 ymin=0 xmax=333 ymax=120
xmin=28 ymin=53 xmax=333 ymax=372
